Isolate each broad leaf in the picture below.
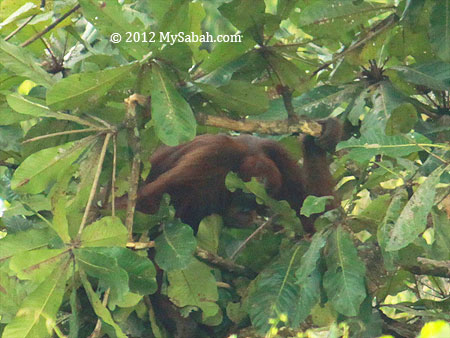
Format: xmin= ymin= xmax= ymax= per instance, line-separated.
xmin=296 ymin=230 xmax=329 ymax=283
xmin=2 ymin=259 xmax=70 ymax=338
xmin=46 ymin=63 xmax=137 ymax=110
xmin=377 ymin=190 xmax=408 ymax=269
xmin=79 ymin=270 xmax=127 ymax=338
xmin=10 ymin=248 xmax=69 ymax=283
xmin=0 ymin=40 xmax=54 ymax=88
xmin=0 ymin=228 xmax=56 ymax=260
xmin=226 ymin=173 xmax=301 ymax=231
xmin=96 ymin=247 xmax=157 ymax=295
xmin=79 ymin=0 xmax=147 ymax=59
xmin=154 ymin=219 xmax=197 ymax=272
xmin=151 ymin=64 xmax=197 ymax=146
xmin=168 ymin=259 xmax=219 ymax=320
xmin=0 ymin=271 xmax=30 ymax=322
xmin=300 ymin=195 xmax=333 ymax=217
xmin=0 ymin=125 xmax=22 ymax=153
xmin=337 ymin=132 xmax=431 ymax=163
xmin=323 ymin=227 xmax=366 ymax=316
xmin=386 ymin=166 xmax=448 ymax=251
xmin=2 ymin=195 xmax=50 ymax=218
xmin=11 ymin=139 xmax=93 ymax=194
xmin=219 ymin=0 xmax=266 ymax=31
xmin=248 ymin=243 xmax=314 ymax=333
xmin=429 ymin=1 xmax=450 ymax=62
xmin=196 ymin=215 xmax=223 ymax=254
xmin=7 ymin=94 xmax=52 ymax=117
xmin=431 ymin=208 xmax=450 ymax=260
xmin=197 ymin=80 xmax=269 ymax=115
xmin=75 ymin=248 xmax=129 ymax=306
xmin=80 ymin=216 xmax=128 ymax=248
xmin=292 ymin=85 xmax=357 ymax=118
xmin=296 ymin=0 xmax=388 ymax=27
xmin=392 ymin=61 xmax=450 ymax=91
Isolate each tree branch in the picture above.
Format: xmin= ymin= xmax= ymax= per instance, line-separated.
xmin=21 ymin=4 xmax=81 ymax=47
xmin=196 ymin=113 xmax=323 ymax=136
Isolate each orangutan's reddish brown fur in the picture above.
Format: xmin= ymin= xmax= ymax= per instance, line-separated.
xmin=117 ymin=118 xmax=342 ymax=233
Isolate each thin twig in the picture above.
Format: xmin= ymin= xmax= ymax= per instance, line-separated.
xmin=123 ymin=94 xmax=143 ymax=241
xmin=5 ymin=15 xmax=37 ymax=41
xmin=84 ymin=113 xmax=113 ymax=129
xmin=22 ymin=128 xmax=105 ymax=144
xmin=424 ymin=92 xmax=439 ymax=109
xmin=111 ymin=135 xmax=117 ymax=217
xmin=230 ymin=216 xmax=274 ymax=260
xmin=77 ymin=133 xmax=112 ymax=237
xmin=21 ymin=4 xmax=81 ymax=47
xmin=195 ymin=248 xmax=255 ymax=279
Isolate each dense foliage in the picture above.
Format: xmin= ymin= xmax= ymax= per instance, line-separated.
xmin=0 ymin=0 xmax=449 ymax=337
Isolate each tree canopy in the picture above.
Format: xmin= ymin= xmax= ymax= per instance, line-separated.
xmin=0 ymin=0 xmax=449 ymax=337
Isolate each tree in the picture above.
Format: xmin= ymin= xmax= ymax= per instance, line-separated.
xmin=0 ymin=0 xmax=449 ymax=337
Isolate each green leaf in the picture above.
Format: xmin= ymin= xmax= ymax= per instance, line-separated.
xmin=392 ymin=61 xmax=450 ymax=91
xmin=248 ymin=243 xmax=314 ymax=333
xmin=265 ymin=52 xmax=307 ymax=90
xmin=385 ymin=102 xmax=418 ymax=135
xmin=0 ymin=103 xmax=30 ymax=125
xmin=429 ymin=1 xmax=450 ymax=62
xmin=199 ymin=35 xmax=255 ymax=73
xmin=9 ymin=248 xmax=69 ymax=283
xmin=197 ymin=80 xmax=269 ymax=115
xmin=323 ymin=226 xmax=366 ymax=316
xmin=292 ymin=85 xmax=357 ymax=118
xmin=80 ymin=216 xmax=128 ymax=248
xmin=7 ymin=93 xmax=52 ymax=117
xmin=418 ymin=320 xmax=450 ymax=338
xmin=96 ymin=247 xmax=157 ymax=295
xmin=151 ymin=64 xmax=197 ymax=146
xmin=196 ymin=215 xmax=223 ymax=254
xmin=0 ymin=271 xmax=31 ymax=321
xmin=167 ymin=259 xmax=219 ymax=320
xmin=0 ymin=125 xmax=22 ymax=153
xmin=296 ymin=0 xmax=389 ymax=27
xmin=46 ymin=63 xmax=137 ymax=110
xmin=431 ymin=208 xmax=450 ymax=260
xmin=300 ymin=195 xmax=333 ymax=217
xmin=2 ymin=195 xmax=51 ymax=218
xmin=349 ymin=194 xmax=392 ymax=234
xmin=0 ymin=40 xmax=54 ymax=88
xmin=401 ymin=0 xmax=426 ymax=27
xmin=79 ymin=270 xmax=127 ymax=338
xmin=219 ymin=0 xmax=266 ymax=31
xmin=296 ymin=230 xmax=329 ymax=283
xmin=0 ymin=228 xmax=56 ymax=261
xmin=154 ymin=219 xmax=197 ymax=272
xmin=226 ymin=173 xmax=301 ymax=232
xmin=79 ymin=0 xmax=147 ymax=59
xmin=2 ymin=259 xmax=70 ymax=338
xmin=50 ymin=171 xmax=72 ymax=243
xmin=11 ymin=139 xmax=93 ymax=194
xmin=377 ymin=191 xmax=408 ymax=263
xmin=75 ymin=248 xmax=129 ymax=306
xmin=337 ymin=132 xmax=431 ymax=163
xmin=226 ymin=302 xmax=247 ymax=324
xmin=362 ymin=82 xmax=408 ymax=133
xmin=386 ymin=166 xmax=448 ymax=251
